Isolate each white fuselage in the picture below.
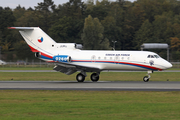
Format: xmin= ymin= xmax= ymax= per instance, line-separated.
xmin=41 ymin=49 xmax=172 ymax=71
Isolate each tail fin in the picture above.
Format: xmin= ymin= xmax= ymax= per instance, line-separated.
xmin=8 ymin=27 xmax=56 ymax=54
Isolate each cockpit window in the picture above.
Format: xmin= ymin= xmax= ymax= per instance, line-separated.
xmin=151 ymin=55 xmax=154 ymax=58
xmin=147 ymin=55 xmax=160 ymax=58
xmin=154 ymin=55 xmax=159 ymax=58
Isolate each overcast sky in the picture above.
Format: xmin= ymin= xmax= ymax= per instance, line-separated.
xmin=0 ymin=0 xmax=136 ymax=9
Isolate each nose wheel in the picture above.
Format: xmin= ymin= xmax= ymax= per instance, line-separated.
xmin=143 ymin=76 xmax=149 ymax=82
xmin=143 ymin=71 xmax=153 ymax=82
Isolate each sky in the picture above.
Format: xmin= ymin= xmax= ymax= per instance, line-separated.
xmin=0 ymin=0 xmax=136 ymax=9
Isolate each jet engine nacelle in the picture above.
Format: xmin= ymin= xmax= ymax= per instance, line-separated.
xmin=35 ymin=52 xmax=41 ymax=58
xmin=53 ymin=55 xmax=71 ymax=63
xmin=75 ymin=44 xmax=83 ymax=49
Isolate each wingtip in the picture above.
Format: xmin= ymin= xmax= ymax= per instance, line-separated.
xmin=8 ymin=27 xmax=16 ymax=29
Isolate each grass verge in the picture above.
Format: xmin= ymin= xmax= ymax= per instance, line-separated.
xmin=0 ymin=90 xmax=180 ymax=120
xmin=0 ymin=72 xmax=179 ymax=81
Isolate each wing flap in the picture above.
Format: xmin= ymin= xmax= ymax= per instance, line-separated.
xmin=53 ymin=62 xmax=101 ymax=75
xmin=53 ymin=64 xmax=77 ymax=75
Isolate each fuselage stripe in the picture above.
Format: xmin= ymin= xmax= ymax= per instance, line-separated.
xmin=27 ymin=46 xmax=162 ymax=71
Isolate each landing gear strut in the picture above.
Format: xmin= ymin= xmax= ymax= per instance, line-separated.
xmin=143 ymin=71 xmax=153 ymax=82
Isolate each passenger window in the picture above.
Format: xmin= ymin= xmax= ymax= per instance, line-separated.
xmin=147 ymin=55 xmax=151 ymax=58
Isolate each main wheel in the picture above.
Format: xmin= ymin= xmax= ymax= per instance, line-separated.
xmin=143 ymin=76 xmax=149 ymax=82
xmin=90 ymin=73 xmax=99 ymax=82
xmin=76 ymin=73 xmax=85 ymax=82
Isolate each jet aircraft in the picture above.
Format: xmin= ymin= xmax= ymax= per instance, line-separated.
xmin=9 ymin=27 xmax=172 ymax=82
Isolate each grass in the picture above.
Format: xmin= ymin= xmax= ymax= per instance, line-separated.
xmin=0 ymin=90 xmax=180 ymax=120
xmin=0 ymin=67 xmax=179 ymax=119
xmin=0 ymin=66 xmax=53 ymax=70
xmin=0 ymin=72 xmax=179 ymax=81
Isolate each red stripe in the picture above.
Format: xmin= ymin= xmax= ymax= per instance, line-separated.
xmin=41 ymin=52 xmax=53 ymax=59
xmin=120 ymin=62 xmax=162 ymax=71
xmin=72 ymin=60 xmax=162 ymax=71
xmin=28 ymin=45 xmax=53 ymax=59
xmin=28 ymin=45 xmax=39 ymax=52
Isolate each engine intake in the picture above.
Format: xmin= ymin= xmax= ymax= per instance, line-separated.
xmin=35 ymin=52 xmax=41 ymax=58
xmin=75 ymin=44 xmax=83 ymax=49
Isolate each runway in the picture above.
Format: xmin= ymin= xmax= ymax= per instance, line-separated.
xmin=0 ymin=81 xmax=180 ymax=91
xmin=0 ymin=70 xmax=180 ymax=72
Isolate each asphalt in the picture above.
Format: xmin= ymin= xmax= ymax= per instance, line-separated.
xmin=0 ymin=70 xmax=179 ymax=91
xmin=0 ymin=81 xmax=180 ymax=91
xmin=0 ymin=70 xmax=180 ymax=72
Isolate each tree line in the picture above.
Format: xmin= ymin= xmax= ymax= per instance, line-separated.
xmin=0 ymin=0 xmax=180 ymax=61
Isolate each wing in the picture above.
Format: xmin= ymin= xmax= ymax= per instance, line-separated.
xmin=53 ymin=62 xmax=101 ymax=75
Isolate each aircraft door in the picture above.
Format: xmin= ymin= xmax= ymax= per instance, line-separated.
xmin=114 ymin=56 xmax=120 ymax=64
xmin=91 ymin=55 xmax=96 ymax=62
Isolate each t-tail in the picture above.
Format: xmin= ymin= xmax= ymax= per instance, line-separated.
xmin=8 ymin=27 xmax=82 ymax=61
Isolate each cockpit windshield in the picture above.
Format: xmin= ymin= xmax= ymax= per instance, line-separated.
xmin=147 ymin=55 xmax=160 ymax=58
xmin=154 ymin=55 xmax=160 ymax=58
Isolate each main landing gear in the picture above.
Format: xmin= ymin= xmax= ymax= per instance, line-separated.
xmin=76 ymin=72 xmax=100 ymax=82
xmin=143 ymin=71 xmax=153 ymax=82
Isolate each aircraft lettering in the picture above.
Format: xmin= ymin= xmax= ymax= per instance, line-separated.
xmin=121 ymin=54 xmax=130 ymax=56
xmin=53 ymin=55 xmax=69 ymax=62
xmin=106 ymin=54 xmax=130 ymax=56
xmin=60 ymin=45 xmax=67 ymax=48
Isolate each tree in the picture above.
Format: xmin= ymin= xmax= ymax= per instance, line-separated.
xmin=134 ymin=19 xmax=153 ymax=49
xmin=35 ymin=0 xmax=56 ymax=32
xmin=170 ymin=37 xmax=180 ymax=60
xmin=81 ymin=15 xmax=110 ymax=50
xmin=14 ymin=41 xmax=34 ymax=60
xmin=0 ymin=7 xmax=15 ymax=52
xmin=101 ymin=2 xmax=124 ymax=50
xmin=171 ymin=37 xmax=180 ymax=51
xmin=15 ymin=10 xmax=41 ymax=27
xmin=49 ymin=16 xmax=83 ymax=43
xmin=85 ymin=0 xmax=109 ymax=21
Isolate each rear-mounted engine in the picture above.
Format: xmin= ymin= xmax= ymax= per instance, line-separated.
xmin=35 ymin=52 xmax=41 ymax=58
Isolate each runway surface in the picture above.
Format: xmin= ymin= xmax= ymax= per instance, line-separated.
xmin=0 ymin=70 xmax=180 ymax=72
xmin=0 ymin=81 xmax=180 ymax=91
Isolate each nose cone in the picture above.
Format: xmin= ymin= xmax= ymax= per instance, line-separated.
xmin=166 ymin=62 xmax=172 ymax=69
xmin=164 ymin=61 xmax=172 ymax=69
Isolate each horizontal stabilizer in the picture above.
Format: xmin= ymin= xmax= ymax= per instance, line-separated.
xmin=8 ymin=27 xmax=36 ymax=30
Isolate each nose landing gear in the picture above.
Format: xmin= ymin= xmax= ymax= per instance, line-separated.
xmin=143 ymin=71 xmax=153 ymax=82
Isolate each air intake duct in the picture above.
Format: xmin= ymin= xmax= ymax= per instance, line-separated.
xmin=35 ymin=52 xmax=41 ymax=58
